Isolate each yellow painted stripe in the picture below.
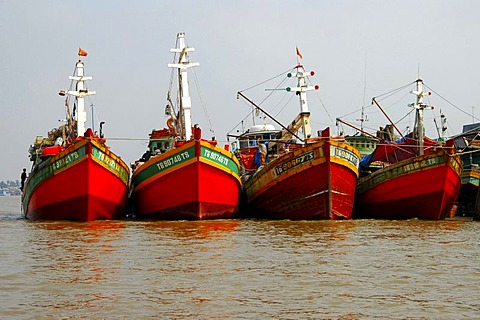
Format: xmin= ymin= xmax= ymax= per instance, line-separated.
xmin=134 ymin=158 xmax=197 ymax=191
xmin=92 ymin=139 xmax=130 ymax=172
xmin=199 ymin=140 xmax=241 ymax=167
xmin=133 ymin=141 xmax=195 ymax=177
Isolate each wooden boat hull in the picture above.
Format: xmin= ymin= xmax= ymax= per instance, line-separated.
xmin=354 ymin=149 xmax=462 ymax=220
xmin=131 ymin=140 xmax=242 ymax=220
xmin=456 ymin=167 xmax=480 ymax=216
xmin=22 ymin=139 xmax=130 ymax=221
xmin=243 ymin=140 xmax=360 ymax=220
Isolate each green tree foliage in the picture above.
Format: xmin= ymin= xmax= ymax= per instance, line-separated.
xmin=0 ymin=180 xmax=20 ymax=188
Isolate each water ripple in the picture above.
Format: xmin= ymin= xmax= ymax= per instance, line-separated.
xmin=0 ymin=197 xmax=479 ymax=319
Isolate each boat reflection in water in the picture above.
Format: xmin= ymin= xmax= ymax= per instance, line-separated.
xmin=2 ymin=191 xmax=476 ymax=319
xmin=136 ymin=220 xmax=240 ymax=240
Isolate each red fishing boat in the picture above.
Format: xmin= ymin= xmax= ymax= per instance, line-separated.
xmin=130 ymin=33 xmax=242 ymax=220
xmin=231 ymin=54 xmax=360 ymax=220
xmin=22 ymin=52 xmax=130 ymax=221
xmin=354 ymin=79 xmax=462 ymax=220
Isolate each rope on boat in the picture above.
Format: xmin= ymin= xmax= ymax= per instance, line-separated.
xmin=424 ymin=84 xmax=480 ymax=123
xmin=372 ymin=81 xmax=415 ymax=102
xmin=107 ymin=137 xmax=150 ymax=141
xmin=337 ymin=82 xmax=414 ymax=133
xmin=309 ymin=78 xmax=334 ymax=125
xmin=191 ymin=68 xmax=215 ymax=139
xmin=455 ymin=148 xmax=480 ymax=156
xmin=239 ymin=68 xmax=292 ymax=93
xmin=105 ymin=137 xmax=237 ymax=146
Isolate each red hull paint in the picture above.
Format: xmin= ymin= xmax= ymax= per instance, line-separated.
xmin=354 ymin=151 xmax=462 ymax=220
xmin=23 ymin=140 xmax=129 ymax=221
xmin=132 ymin=141 xmax=241 ymax=220
xmin=244 ymin=140 xmax=360 ymax=220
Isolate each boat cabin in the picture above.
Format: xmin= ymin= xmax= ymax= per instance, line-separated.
xmin=345 ymin=134 xmax=379 ymax=157
xmin=149 ymin=129 xmax=175 ymax=154
xmin=231 ymin=124 xmax=279 ymax=152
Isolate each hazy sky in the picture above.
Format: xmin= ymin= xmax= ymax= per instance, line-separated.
xmin=1 ymin=0 xmax=480 ymax=181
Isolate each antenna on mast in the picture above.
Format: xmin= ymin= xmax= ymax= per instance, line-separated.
xmin=357 ymin=53 xmax=368 ymax=132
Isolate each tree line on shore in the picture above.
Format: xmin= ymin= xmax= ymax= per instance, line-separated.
xmin=0 ymin=180 xmax=20 ymax=188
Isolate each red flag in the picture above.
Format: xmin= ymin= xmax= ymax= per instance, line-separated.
xmin=78 ymin=47 xmax=88 ymax=57
xmin=296 ymin=46 xmax=303 ymax=59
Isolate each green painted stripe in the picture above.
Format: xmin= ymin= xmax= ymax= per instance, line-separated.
xmin=357 ymin=154 xmax=448 ymax=193
xmin=52 ymin=146 xmax=86 ymax=172
xmin=23 ymin=145 xmax=86 ymax=207
xmin=133 ymin=146 xmax=195 ymax=188
xmin=200 ymin=146 xmax=239 ymax=175
xmin=92 ymin=146 xmax=129 ymax=184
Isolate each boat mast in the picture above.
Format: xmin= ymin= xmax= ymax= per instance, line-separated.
xmin=237 ymin=91 xmax=305 ymax=142
xmin=441 ymin=112 xmax=447 ymax=141
xmin=286 ymin=64 xmax=318 ymax=140
xmin=411 ymin=78 xmax=431 ymax=155
xmin=168 ymin=33 xmax=199 ymax=140
xmin=357 ymin=53 xmax=368 ymax=133
xmin=91 ymin=103 xmax=95 ymax=133
xmin=336 ymin=117 xmax=379 ymax=141
xmin=61 ymin=61 xmax=96 ymax=137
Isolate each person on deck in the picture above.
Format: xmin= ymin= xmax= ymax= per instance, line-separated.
xmin=140 ymin=150 xmax=152 ymax=162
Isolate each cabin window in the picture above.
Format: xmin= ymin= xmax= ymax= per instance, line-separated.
xmin=231 ymin=141 xmax=238 ymax=152
xmin=240 ymin=140 xmax=249 ymax=148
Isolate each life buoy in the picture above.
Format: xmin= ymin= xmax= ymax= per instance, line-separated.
xmin=167 ymin=117 xmax=175 ymax=131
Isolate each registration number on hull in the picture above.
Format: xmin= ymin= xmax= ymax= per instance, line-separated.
xmin=274 ymin=150 xmax=314 ymax=176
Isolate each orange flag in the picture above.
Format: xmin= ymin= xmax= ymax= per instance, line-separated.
xmin=78 ymin=47 xmax=88 ymax=57
xmin=296 ymin=46 xmax=303 ymax=59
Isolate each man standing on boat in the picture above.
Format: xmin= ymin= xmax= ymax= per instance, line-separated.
xmin=20 ymin=168 xmax=27 ymax=191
